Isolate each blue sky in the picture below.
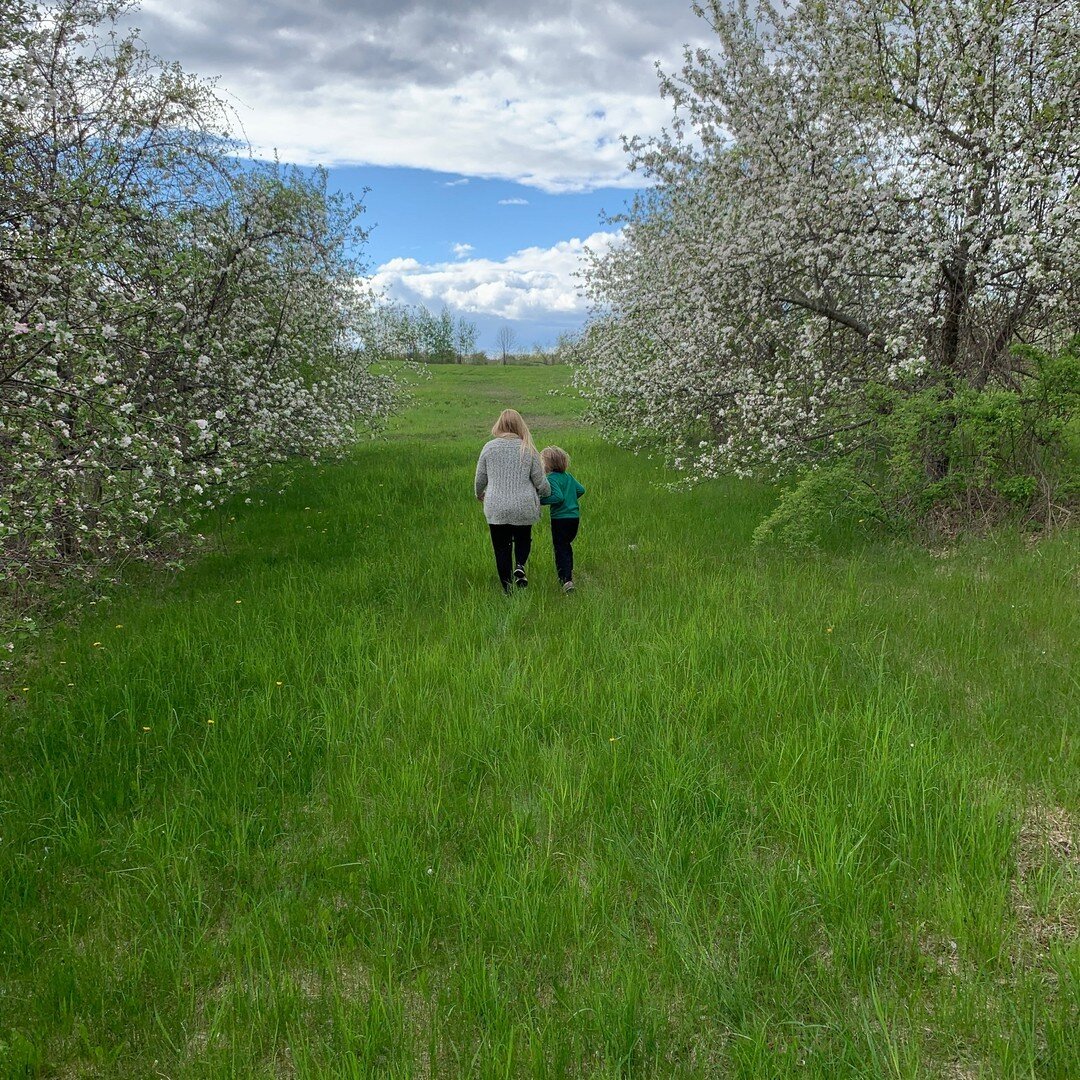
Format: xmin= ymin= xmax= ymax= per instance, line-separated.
xmin=343 ymin=167 xmax=636 ymax=349
xmin=130 ymin=0 xmax=710 ymax=351
xmin=345 ymin=167 xmax=630 ymax=269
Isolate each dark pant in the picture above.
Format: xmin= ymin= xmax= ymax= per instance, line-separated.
xmin=550 ymin=517 xmax=579 ymax=583
xmin=488 ymin=523 xmax=532 ymax=589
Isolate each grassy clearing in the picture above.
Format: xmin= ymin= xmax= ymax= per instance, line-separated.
xmin=1 ymin=365 xmax=1077 ymax=1078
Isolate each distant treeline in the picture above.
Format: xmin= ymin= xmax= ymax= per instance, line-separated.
xmin=380 ymin=304 xmax=567 ymax=365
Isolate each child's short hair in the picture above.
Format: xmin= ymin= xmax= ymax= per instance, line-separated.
xmin=541 ymin=446 xmax=569 ymax=472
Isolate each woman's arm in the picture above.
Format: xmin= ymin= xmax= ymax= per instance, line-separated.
xmin=474 ymin=450 xmax=488 ymax=500
xmin=530 ymin=452 xmax=551 ymax=499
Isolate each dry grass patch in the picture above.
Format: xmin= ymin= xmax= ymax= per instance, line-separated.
xmin=1012 ymin=799 xmax=1079 ymax=950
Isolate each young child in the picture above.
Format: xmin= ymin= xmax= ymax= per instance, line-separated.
xmin=539 ymin=446 xmax=585 ymax=592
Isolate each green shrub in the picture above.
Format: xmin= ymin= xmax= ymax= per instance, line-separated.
xmin=755 ymin=338 xmax=1080 ymax=547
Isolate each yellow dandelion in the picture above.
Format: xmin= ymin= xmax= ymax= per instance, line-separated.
xmin=275 ymin=681 xmax=283 ymax=686
xmin=235 ymin=599 xmax=242 ymax=604
xmin=92 ymin=641 xmax=102 ymax=647
xmin=67 ymin=682 xmax=74 ymax=687
xmin=826 ymin=627 xmax=833 ymax=633
xmin=142 ymin=726 xmax=151 ymax=732
xmin=115 ymin=624 xmax=123 ymax=629
xmin=21 ymin=687 xmax=29 ymax=692
xmin=207 ymin=719 xmax=215 ymax=725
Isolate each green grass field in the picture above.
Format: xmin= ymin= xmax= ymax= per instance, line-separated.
xmin=2 ymin=365 xmax=1078 ymax=1078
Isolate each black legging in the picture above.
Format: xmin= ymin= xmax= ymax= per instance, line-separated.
xmin=550 ymin=517 xmax=579 ymax=584
xmin=488 ymin=524 xmax=532 ymax=589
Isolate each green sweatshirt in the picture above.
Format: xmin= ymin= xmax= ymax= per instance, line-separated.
xmin=540 ymin=470 xmax=585 ymax=519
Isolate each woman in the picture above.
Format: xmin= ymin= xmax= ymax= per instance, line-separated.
xmin=474 ymin=409 xmax=551 ymax=592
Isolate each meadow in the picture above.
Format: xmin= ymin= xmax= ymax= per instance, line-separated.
xmin=1 ymin=364 xmax=1077 ymax=1078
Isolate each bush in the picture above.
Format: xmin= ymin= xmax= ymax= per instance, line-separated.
xmin=754 ymin=340 xmax=1080 ymax=546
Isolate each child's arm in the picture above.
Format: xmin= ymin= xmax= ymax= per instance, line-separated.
xmin=540 ymin=473 xmax=564 ymax=506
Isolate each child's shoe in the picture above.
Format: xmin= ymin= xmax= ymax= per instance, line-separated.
xmin=562 ymin=580 xmax=575 ymax=593
xmin=514 ymin=565 xmax=528 ymax=588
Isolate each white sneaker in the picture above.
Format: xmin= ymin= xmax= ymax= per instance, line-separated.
xmin=562 ymin=580 xmax=575 ymax=593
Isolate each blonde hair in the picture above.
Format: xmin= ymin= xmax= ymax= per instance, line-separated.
xmin=491 ymin=409 xmax=537 ymax=459
xmin=540 ymin=446 xmax=569 ymax=473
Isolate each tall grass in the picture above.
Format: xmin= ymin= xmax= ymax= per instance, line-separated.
xmin=1 ymin=365 xmax=1077 ymax=1077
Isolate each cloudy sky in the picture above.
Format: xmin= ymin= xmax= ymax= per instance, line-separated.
xmin=131 ymin=0 xmax=712 ymax=350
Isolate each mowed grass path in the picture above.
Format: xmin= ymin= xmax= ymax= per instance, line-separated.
xmin=2 ymin=366 xmax=1078 ymax=1078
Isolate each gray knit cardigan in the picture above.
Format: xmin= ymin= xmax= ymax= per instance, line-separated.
xmin=474 ymin=436 xmax=551 ymax=525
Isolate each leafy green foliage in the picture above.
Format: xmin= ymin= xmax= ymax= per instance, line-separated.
xmin=756 ymin=339 xmax=1080 ymax=546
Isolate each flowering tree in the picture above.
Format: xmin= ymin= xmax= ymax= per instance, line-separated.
xmin=1 ymin=0 xmax=400 ymax=580
xmin=576 ymin=0 xmax=1079 ymax=516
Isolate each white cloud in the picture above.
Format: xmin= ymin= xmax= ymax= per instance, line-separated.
xmin=219 ymin=74 xmax=667 ymax=192
xmin=443 ymin=178 xmax=470 ymax=187
xmin=132 ymin=1 xmax=710 ymax=192
xmin=452 ymin=242 xmax=474 ymax=257
xmin=498 ymin=198 xmax=529 ymax=206
xmin=371 ymin=230 xmax=622 ymax=323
